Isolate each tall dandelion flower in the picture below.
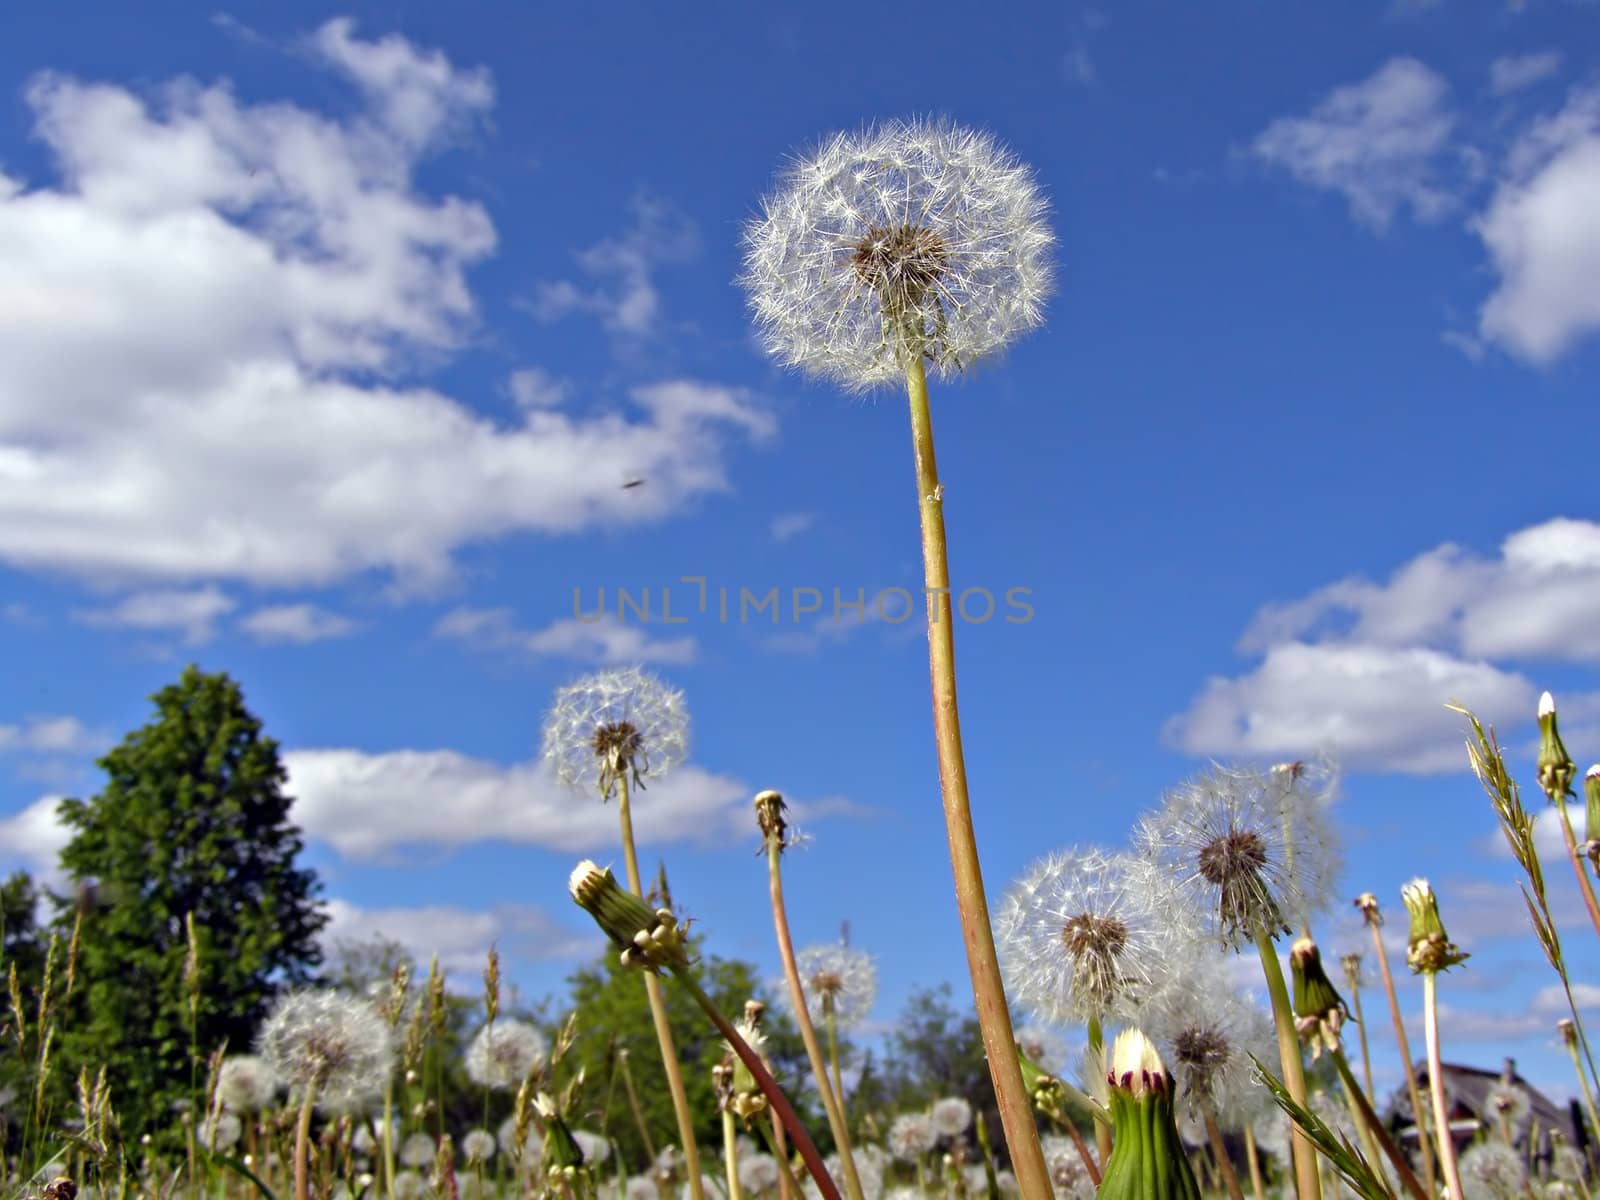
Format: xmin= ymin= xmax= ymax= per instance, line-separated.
xmin=741 ymin=118 xmax=1052 ymax=391
xmin=1136 ymin=764 xmax=1339 ymax=950
xmin=465 ymin=1019 xmax=548 ymax=1091
xmin=255 ymin=989 xmax=394 ymax=1112
xmin=996 ymin=848 xmax=1184 ymax=1030
xmin=742 ymin=117 xmax=1056 ymax=1200
xmin=793 ymin=945 xmax=877 ymax=1030
xmin=542 ymin=666 xmax=688 ymax=800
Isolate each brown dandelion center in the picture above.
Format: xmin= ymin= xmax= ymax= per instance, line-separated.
xmin=592 ymin=721 xmax=643 ymax=766
xmin=1196 ymin=827 xmax=1269 ymax=886
xmin=1173 ymin=1026 xmax=1230 ymax=1091
xmin=810 ymin=970 xmax=843 ymax=996
xmin=851 ymin=223 xmax=950 ymax=306
xmin=1062 ymin=912 xmax=1128 ymax=960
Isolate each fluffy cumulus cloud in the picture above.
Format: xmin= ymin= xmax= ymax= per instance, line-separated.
xmin=1165 ymin=517 xmax=1600 ymax=772
xmin=1474 ymin=84 xmax=1600 ymax=363
xmin=239 ymin=604 xmax=358 ymax=644
xmin=1488 ymin=51 xmax=1562 ymax=97
xmin=0 ymin=795 xmax=71 ymax=873
xmin=323 ymin=897 xmax=598 ymax=979
xmin=284 ymin=749 xmax=752 ymax=861
xmin=1253 ymin=57 xmax=1456 ymax=231
xmin=0 ymin=23 xmax=771 ymax=592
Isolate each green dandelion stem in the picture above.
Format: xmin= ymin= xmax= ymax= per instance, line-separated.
xmin=1254 ymin=927 xmax=1322 ymax=1200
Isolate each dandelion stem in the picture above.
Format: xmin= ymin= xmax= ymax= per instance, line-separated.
xmin=898 ymin=326 xmax=1051 ymax=1200
xmin=673 ymin=971 xmax=842 ymax=1200
xmin=1554 ymin=801 xmax=1600 ymax=940
xmin=823 ymin=997 xmax=849 ymax=1131
xmin=1365 ymin=917 xmax=1437 ymax=1195
xmin=1202 ymin=1105 xmax=1246 ymax=1200
xmin=292 ymin=1084 xmax=316 ymax=1200
xmin=1253 ymin=928 xmax=1321 ymax=1200
xmin=1330 ymin=1048 xmax=1428 ymax=1200
xmin=1086 ymin=1014 xmax=1112 ymax=1168
xmin=1348 ymin=967 xmax=1376 ymax=1103
xmin=618 ymin=1049 xmax=658 ymax=1166
xmin=1421 ymin=972 xmax=1465 ymax=1200
xmin=616 ymin=775 xmax=704 ymax=1200
xmin=723 ymin=1108 xmax=745 ymax=1200
xmin=1242 ymin=1126 xmax=1265 ymax=1200
xmin=769 ymin=1109 xmax=792 ymax=1200
xmin=763 ymin=838 xmax=865 ymax=1200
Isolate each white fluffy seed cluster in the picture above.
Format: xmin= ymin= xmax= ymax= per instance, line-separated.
xmin=541 ymin=666 xmax=689 ymax=797
xmin=464 ymin=1019 xmax=548 ymax=1091
xmin=790 ymin=943 xmax=878 ymax=1030
xmin=254 ymin=988 xmax=394 ymax=1112
xmin=214 ymin=1053 xmax=279 ymax=1112
xmin=741 ymin=118 xmax=1054 ymax=392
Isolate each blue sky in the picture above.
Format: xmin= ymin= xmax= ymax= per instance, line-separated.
xmin=1 ymin=0 xmax=1598 ymax=1108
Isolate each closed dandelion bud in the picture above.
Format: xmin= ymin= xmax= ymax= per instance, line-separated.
xmin=1096 ymin=1030 xmax=1201 ymax=1200
xmin=1290 ymin=937 xmax=1350 ymax=1061
xmin=1558 ymin=1018 xmax=1577 ymax=1048
xmin=1015 ymin=1042 xmax=1062 ymax=1110
xmin=536 ymin=1093 xmax=585 ymax=1175
xmin=568 ymin=861 xmax=690 ymax=973
xmin=1537 ymin=692 xmax=1577 ymax=802
xmin=1400 ymin=879 xmax=1469 ymax=974
xmin=1584 ymin=765 xmax=1600 ymax=863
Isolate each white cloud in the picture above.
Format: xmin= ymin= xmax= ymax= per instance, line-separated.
xmin=0 ymin=795 xmax=70 ymax=871
xmin=1474 ymin=84 xmax=1600 ymax=362
xmin=322 ymin=897 xmax=598 ymax=980
xmin=1253 ymin=57 xmax=1456 ymax=231
xmin=529 ymin=195 xmax=700 ymax=336
xmin=73 ymin=586 xmax=235 ymax=644
xmin=1165 ymin=517 xmax=1600 ymax=772
xmin=0 ymin=27 xmax=770 ymax=590
xmin=285 ymin=749 xmax=752 ymax=861
xmin=0 ymin=715 xmax=102 ymax=755
xmin=436 ymin=608 xmax=697 ymax=665
xmin=239 ymin=603 xmax=358 ymax=644
xmin=770 ymin=512 xmax=816 ymax=543
xmin=1489 ymin=51 xmax=1562 ymax=97
xmin=507 ymin=367 xmax=569 ymax=410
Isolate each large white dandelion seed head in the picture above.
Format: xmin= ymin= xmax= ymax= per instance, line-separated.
xmin=995 ymin=847 xmax=1190 ymax=1027
xmin=740 ymin=117 xmax=1055 ymax=393
xmin=465 ymin=1019 xmax=548 ymax=1091
xmin=461 ymin=1129 xmax=497 ymax=1165
xmin=887 ymin=1111 xmax=936 ymax=1161
xmin=542 ymin=666 xmax=689 ymax=800
xmin=930 ymin=1096 xmax=973 ymax=1138
xmin=254 ymin=989 xmax=394 ymax=1112
xmin=1135 ymin=763 xmax=1341 ymax=951
xmin=1460 ymin=1142 xmax=1527 ymax=1200
xmin=215 ymin=1053 xmax=279 ymax=1112
xmin=790 ymin=944 xmax=877 ymax=1029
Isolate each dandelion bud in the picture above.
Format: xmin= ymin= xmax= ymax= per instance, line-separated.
xmin=1558 ymin=1018 xmax=1577 ymax=1047
xmin=536 ymin=1098 xmax=585 ymax=1175
xmin=754 ymin=790 xmax=788 ymax=846
xmin=1353 ymin=893 xmax=1381 ymax=926
xmin=568 ymin=861 xmax=690 ymax=973
xmin=1584 ymin=765 xmax=1600 ymax=865
xmin=1340 ymin=952 xmax=1363 ymax=993
xmin=1097 ymin=1030 xmax=1201 ymax=1200
xmin=1400 ymin=879 xmax=1469 ymax=974
xmin=1290 ymin=936 xmax=1350 ymax=1061
xmin=1537 ymin=691 xmax=1577 ymax=802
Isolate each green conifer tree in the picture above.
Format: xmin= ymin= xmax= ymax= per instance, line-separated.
xmin=54 ymin=665 xmax=328 ymax=1142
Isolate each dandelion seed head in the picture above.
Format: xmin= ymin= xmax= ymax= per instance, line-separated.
xmin=930 ymin=1096 xmax=972 ymax=1138
xmin=741 ymin=118 xmax=1054 ymax=393
xmin=1013 ymin=1024 xmax=1068 ymax=1075
xmin=542 ymin=667 xmax=689 ymax=800
xmin=996 ymin=847 xmax=1186 ymax=1025
xmin=1145 ymin=952 xmax=1275 ymax=1128
xmin=628 ymin=1175 xmax=661 ymax=1200
xmin=1460 ymin=1142 xmax=1527 ymax=1200
xmin=202 ymin=1111 xmax=242 ymax=1152
xmin=737 ymin=1155 xmax=779 ymax=1196
xmin=1486 ymin=1080 xmax=1532 ymax=1133
xmin=215 ymin=1054 xmax=278 ymax=1113
xmin=1136 ymin=764 xmax=1340 ymax=950
xmin=887 ymin=1111 xmax=936 ymax=1160
xmin=465 ymin=1020 xmax=548 ymax=1091
xmin=399 ymin=1132 xmax=436 ymax=1170
xmin=497 ymin=1114 xmax=542 ymax=1165
xmin=391 ymin=1170 xmax=426 ymax=1200
xmin=790 ymin=944 xmax=876 ymax=1029
xmin=462 ymin=1129 xmax=496 ymax=1165
xmin=1040 ymin=1135 xmax=1095 ymax=1200
xmin=255 ymin=989 xmax=393 ymax=1112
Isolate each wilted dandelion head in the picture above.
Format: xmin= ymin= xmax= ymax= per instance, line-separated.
xmin=886 ymin=1111 xmax=936 ymax=1161
xmin=741 ymin=117 xmax=1054 ymax=392
xmin=465 ymin=1019 xmax=548 ymax=1091
xmin=542 ymin=667 xmax=689 ymax=800
xmin=930 ymin=1096 xmax=973 ymax=1138
xmin=1039 ymin=1135 xmax=1095 ymax=1200
xmin=255 ymin=989 xmax=393 ymax=1111
xmin=1460 ymin=1142 xmax=1527 ymax=1200
xmin=792 ymin=944 xmax=876 ymax=1029
xmin=461 ymin=1129 xmax=496 ymax=1165
xmin=215 ymin=1054 xmax=278 ymax=1112
xmin=996 ymin=847 xmax=1184 ymax=1026
xmin=1136 ymin=764 xmax=1340 ymax=950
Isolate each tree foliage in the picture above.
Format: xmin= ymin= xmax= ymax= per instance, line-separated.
xmin=53 ymin=665 xmax=328 ymax=1142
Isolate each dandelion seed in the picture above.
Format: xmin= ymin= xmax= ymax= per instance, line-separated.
xmin=542 ymin=667 xmax=689 ymax=801
xmin=740 ymin=118 xmax=1054 ymax=392
xmin=1136 ymin=763 xmax=1340 ymax=950
xmin=996 ymin=847 xmax=1185 ymax=1026
xmin=254 ymin=989 xmax=394 ymax=1113
xmin=790 ymin=944 xmax=876 ymax=1029
xmin=465 ymin=1019 xmax=548 ymax=1091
